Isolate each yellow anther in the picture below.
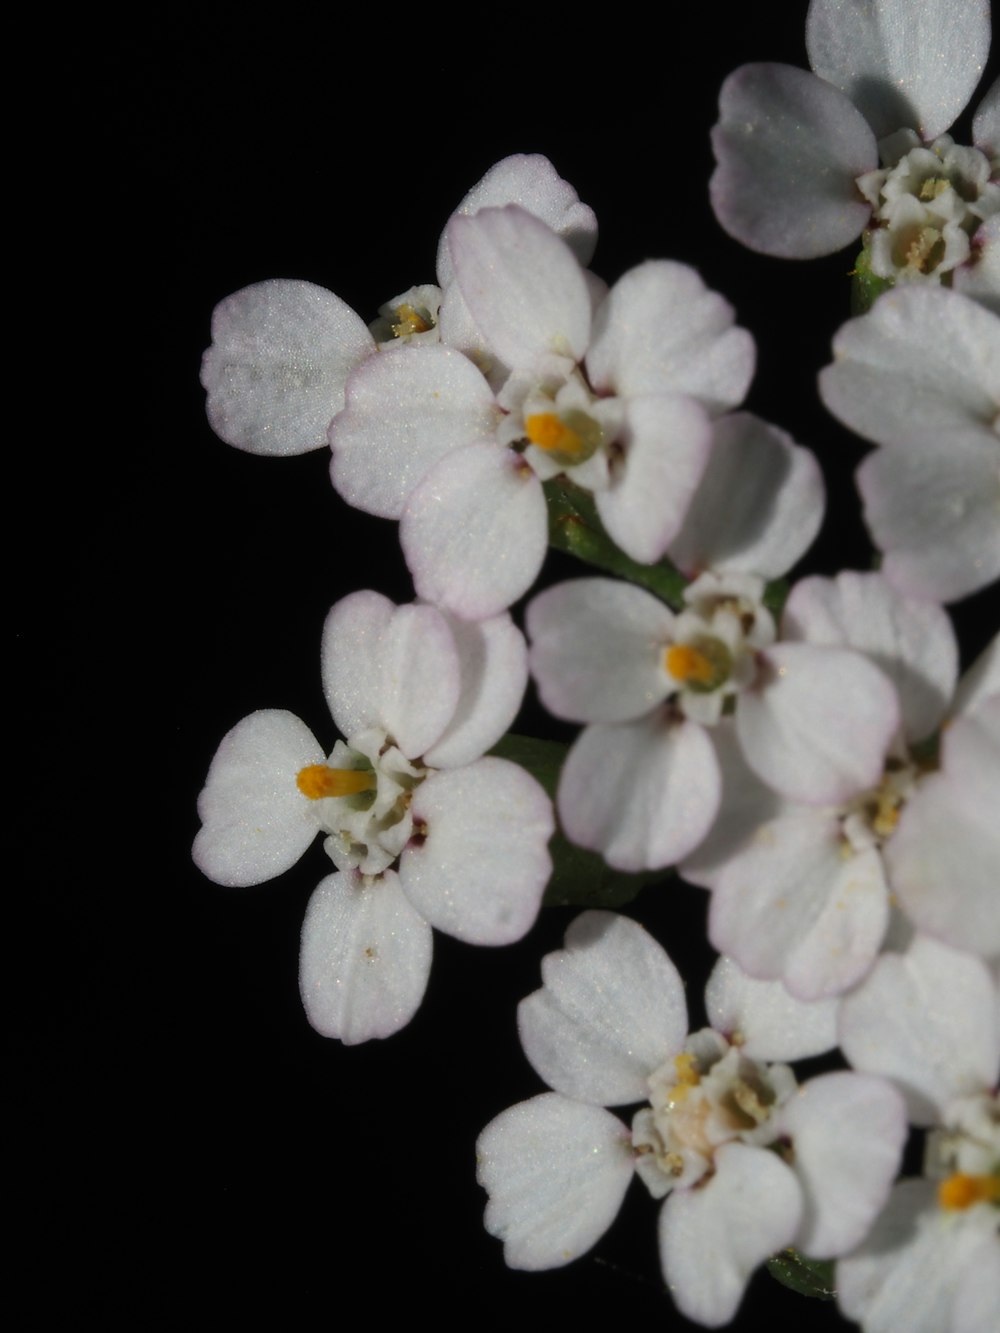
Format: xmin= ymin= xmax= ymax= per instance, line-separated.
xmin=391 ymin=303 xmax=431 ymax=338
xmin=525 ymin=412 xmax=585 ymax=457
xmin=938 ymin=1172 xmax=1000 ymax=1210
xmin=666 ymin=644 xmax=716 ymax=685
xmin=296 ymin=764 xmax=376 ymax=800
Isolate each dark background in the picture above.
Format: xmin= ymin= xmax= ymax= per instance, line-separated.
xmin=22 ymin=6 xmax=995 ymax=1327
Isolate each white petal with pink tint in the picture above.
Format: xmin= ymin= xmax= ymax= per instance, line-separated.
xmin=193 ymin=709 xmax=324 ymax=887
xmin=329 ymin=345 xmax=499 ymax=518
xmin=448 ymin=206 xmax=592 ymax=370
xmin=201 ymin=279 xmax=375 ymax=456
xmin=401 ymin=443 xmax=548 ymax=619
xmin=784 ymin=571 xmax=958 ymax=743
xmin=777 ymin=1071 xmax=906 ymax=1258
xmin=710 ymin=63 xmax=877 ymax=258
xmin=527 ymin=578 xmax=673 ymax=724
xmin=709 ymin=810 xmax=889 ymax=999
xmin=737 ymin=642 xmax=899 ymax=803
xmin=401 ymin=757 xmax=553 ymax=945
xmin=586 ymin=261 xmax=755 ymax=411
xmin=422 ymin=611 xmax=528 ymax=770
xmin=668 ymin=413 xmax=824 ymax=579
xmin=477 ymin=1093 xmax=633 ymax=1270
xmin=518 ymin=911 xmax=688 ymax=1106
xmin=558 ymin=715 xmax=720 ymax=871
xmin=321 ymin=590 xmax=396 ymax=741
xmin=806 ymin=0 xmax=991 ymax=140
xmin=705 ymin=955 xmax=839 ymax=1061
xmin=298 ymin=868 xmax=432 ymax=1044
xmin=594 ymin=394 xmax=712 ymax=564
xmin=973 ymin=75 xmax=1000 ymax=162
xmin=374 ymin=603 xmax=461 ymax=760
xmin=660 ymin=1141 xmax=802 ymax=1327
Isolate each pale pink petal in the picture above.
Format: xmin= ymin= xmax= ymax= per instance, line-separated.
xmin=819 ymin=287 xmax=1000 ymax=445
xmin=321 ymin=590 xmax=395 ymax=740
xmin=953 ymin=214 xmax=1000 ymax=317
xmin=838 ymin=935 xmax=1000 ymax=1124
xmin=952 ymin=633 xmax=1000 ymax=720
xmin=667 ymin=413 xmax=825 ymax=579
xmin=806 ymin=0 xmax=992 ymax=140
xmin=586 ymin=261 xmax=755 ymax=411
xmin=401 ymin=443 xmax=548 ymax=620
xmin=400 ymin=757 xmax=553 ymax=945
xmin=886 ymin=701 xmax=1000 ymax=959
xmin=784 ymin=571 xmax=958 ymax=742
xmin=518 ymin=911 xmax=688 ymax=1106
xmin=436 ymin=153 xmax=597 ymax=287
xmin=737 ymin=642 xmax=899 ymax=804
xmin=558 ymin=715 xmax=720 ymax=872
xmin=329 ymin=345 xmax=499 ymax=518
xmin=422 ymin=611 xmax=528 ymax=769
xmin=704 ymin=954 xmax=839 ymax=1061
xmin=298 ymin=868 xmax=432 ymax=1044
xmin=201 ymin=279 xmax=374 ymax=456
xmin=710 ymin=63 xmax=876 ymax=259
xmin=477 ymin=1093 xmax=634 ymax=1270
xmin=375 ymin=603 xmax=461 ymax=760
xmin=594 ymin=394 xmax=713 ymax=564
xmin=856 ymin=432 xmax=1000 ymax=603
xmin=709 ymin=811 xmax=889 ymax=999
xmin=448 ymin=206 xmax=592 ymax=369
xmin=778 ymin=1071 xmax=906 ymax=1258
xmin=973 ymin=75 xmax=1000 ymax=161
xmin=193 ymin=709 xmax=324 ymax=887
xmin=660 ymin=1142 xmax=802 ymax=1328
xmin=526 ymin=578 xmax=674 ymax=724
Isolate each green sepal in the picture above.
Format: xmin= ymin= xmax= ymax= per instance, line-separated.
xmin=543 ymin=477 xmax=689 ymax=611
xmin=488 ymin=734 xmax=666 ymax=909
xmin=850 ymin=237 xmax=894 ymax=315
xmin=766 ymin=1248 xmax=837 ymax=1301
xmin=762 ymin=576 xmax=790 ymax=622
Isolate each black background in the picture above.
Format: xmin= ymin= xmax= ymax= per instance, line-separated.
xmin=22 ymin=6 xmax=996 ymax=1327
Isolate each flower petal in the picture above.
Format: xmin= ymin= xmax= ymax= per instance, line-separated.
xmin=201 ymin=279 xmax=374 ymax=455
xmin=518 ymin=911 xmax=688 ymax=1106
xmin=973 ymin=74 xmax=1000 ymax=163
xmin=375 ymin=603 xmax=462 ymax=760
xmin=558 ymin=714 xmax=721 ymax=871
xmin=710 ymin=63 xmax=876 ymax=258
xmin=321 ymin=590 xmax=396 ymax=740
xmin=193 ymin=709 xmax=324 ymax=886
xmin=586 ymin=261 xmax=755 ymax=411
xmin=401 ymin=443 xmax=548 ymax=619
xmin=329 ymin=345 xmax=499 ymax=518
xmin=476 ymin=1093 xmax=633 ymax=1271
xmin=667 ymin=413 xmax=825 ymax=579
xmin=778 ymin=1071 xmax=906 ymax=1258
xmin=298 ymin=868 xmax=432 ymax=1044
xmin=806 ymin=0 xmax=992 ymax=140
xmin=400 ymin=757 xmax=553 ymax=945
xmin=526 ymin=578 xmax=674 ymax=724
xmin=704 ymin=954 xmax=839 ymax=1061
xmin=660 ymin=1142 xmax=802 ymax=1328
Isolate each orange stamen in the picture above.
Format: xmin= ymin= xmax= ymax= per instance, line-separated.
xmin=938 ymin=1172 xmax=1000 ymax=1210
xmin=525 ymin=412 xmax=585 ymax=457
xmin=666 ymin=643 xmax=716 ymax=685
xmin=296 ymin=764 xmax=376 ymax=800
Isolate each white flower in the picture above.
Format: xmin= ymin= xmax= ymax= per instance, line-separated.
xmin=476 ymin=913 xmax=905 ymax=1328
xmin=836 ymin=935 xmax=1000 ymax=1333
xmin=200 ymin=154 xmax=595 ymax=457
xmin=710 ymin=0 xmax=999 ymax=303
xmin=193 ymin=591 xmax=554 ymax=1043
xmin=819 ymin=286 xmax=1000 ymax=603
xmin=330 ymin=204 xmax=754 ymax=618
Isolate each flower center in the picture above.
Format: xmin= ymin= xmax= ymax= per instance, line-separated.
xmin=937 ymin=1172 xmax=1000 ymax=1210
xmin=390 ymin=302 xmax=433 ymax=338
xmin=665 ymin=636 xmax=732 ymax=693
xmin=525 ymin=409 xmax=604 ymax=466
xmin=296 ymin=764 xmax=377 ymax=800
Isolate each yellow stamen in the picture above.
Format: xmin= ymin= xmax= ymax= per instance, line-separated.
xmin=296 ymin=764 xmax=376 ymax=800
xmin=938 ymin=1172 xmax=1000 ymax=1210
xmin=391 ymin=303 xmax=431 ymax=338
xmin=525 ymin=412 xmax=585 ymax=457
xmin=666 ymin=644 xmax=717 ymax=686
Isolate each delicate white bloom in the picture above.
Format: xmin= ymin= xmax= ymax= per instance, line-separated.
xmin=331 ymin=204 xmax=754 ymax=618
xmin=837 ymin=936 xmax=1000 ymax=1333
xmin=477 ymin=913 xmax=905 ymax=1328
xmin=710 ymin=0 xmax=999 ymax=302
xmin=819 ymin=286 xmax=1000 ymax=603
xmin=201 ymin=154 xmax=594 ymax=457
xmin=193 ymin=591 xmax=553 ymax=1043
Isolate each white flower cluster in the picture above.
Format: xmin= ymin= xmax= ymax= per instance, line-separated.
xmin=193 ymin=3 xmax=998 ymax=1327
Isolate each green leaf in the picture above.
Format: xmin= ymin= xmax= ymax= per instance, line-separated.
xmin=544 ymin=477 xmax=689 ymax=610
xmin=766 ymin=1249 xmax=837 ymax=1301
xmin=488 ymin=734 xmax=667 ymax=909
xmin=850 ymin=238 xmax=894 ymax=315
